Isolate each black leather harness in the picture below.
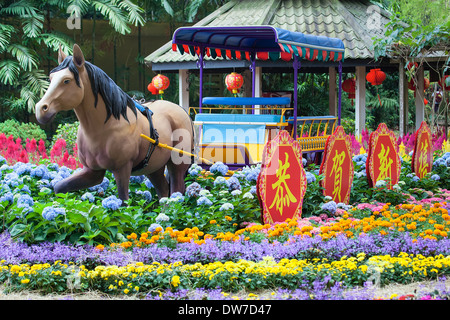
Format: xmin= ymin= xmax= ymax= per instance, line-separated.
xmin=131 ymin=104 xmax=159 ymax=173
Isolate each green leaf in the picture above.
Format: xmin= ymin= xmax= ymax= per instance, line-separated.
xmin=93 ymin=0 xmax=130 ymax=35
xmin=0 ymin=60 xmax=20 ymax=86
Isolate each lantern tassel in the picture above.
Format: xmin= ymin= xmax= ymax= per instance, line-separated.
xmin=377 ymin=87 xmax=382 ymax=107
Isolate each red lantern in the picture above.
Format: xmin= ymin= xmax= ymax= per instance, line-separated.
xmin=147 ymin=82 xmax=158 ymax=95
xmin=366 ymin=68 xmax=386 ymax=86
xmin=225 ymin=72 xmax=244 ymax=96
xmin=366 ymin=69 xmax=386 ymax=107
xmin=152 ymin=74 xmax=170 ymax=95
xmin=342 ymin=78 xmax=356 ymax=106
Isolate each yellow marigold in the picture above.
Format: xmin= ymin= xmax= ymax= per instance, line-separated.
xmin=95 ymin=244 xmax=105 ymax=251
xmin=171 ymin=275 xmax=180 ymax=287
xmin=225 ymin=216 xmax=232 ymax=221
xmin=210 ymin=220 xmax=217 ymax=224
xmin=440 ymin=231 xmax=448 ymax=237
xmin=434 ymin=224 xmax=445 ymax=231
xmin=127 ymin=233 xmax=137 ymax=240
xmin=20 ymin=279 xmax=30 ymax=284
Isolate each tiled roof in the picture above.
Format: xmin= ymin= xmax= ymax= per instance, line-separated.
xmin=145 ymin=0 xmax=391 ymax=67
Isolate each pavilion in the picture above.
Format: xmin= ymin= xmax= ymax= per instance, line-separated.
xmin=145 ymin=0 xmax=447 ymax=136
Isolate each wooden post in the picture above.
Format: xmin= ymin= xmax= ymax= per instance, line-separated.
xmin=415 ymin=63 xmax=425 ymax=130
xmin=178 ymin=69 xmax=189 ymax=112
xmin=329 ymin=66 xmax=337 ymax=116
xmin=399 ymin=61 xmax=409 ymax=136
xmin=355 ymin=66 xmax=366 ymax=138
xmin=254 ymin=66 xmax=262 ymax=115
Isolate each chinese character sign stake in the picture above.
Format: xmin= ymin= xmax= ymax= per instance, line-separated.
xmin=412 ymin=121 xmax=432 ymax=179
xmin=319 ymin=126 xmax=354 ymax=204
xmin=257 ymin=130 xmax=307 ymax=224
xmin=366 ymin=123 xmax=401 ymax=188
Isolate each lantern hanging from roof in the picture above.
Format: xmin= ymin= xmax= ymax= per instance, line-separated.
xmin=152 ymin=74 xmax=170 ymax=98
xmin=366 ymin=68 xmax=386 ymax=107
xmin=147 ymin=82 xmax=158 ymax=95
xmin=225 ymin=72 xmax=244 ymax=96
xmin=342 ymin=78 xmax=356 ymax=106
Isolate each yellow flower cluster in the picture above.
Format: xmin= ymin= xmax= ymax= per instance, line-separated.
xmin=3 ymin=253 xmax=450 ymax=296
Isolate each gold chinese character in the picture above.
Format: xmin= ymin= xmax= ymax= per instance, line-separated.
xmin=330 ymin=150 xmax=345 ymax=203
xmin=418 ymin=140 xmax=429 ymax=178
xmin=269 ymin=152 xmax=297 ymax=216
xmin=377 ymin=144 xmax=393 ymax=182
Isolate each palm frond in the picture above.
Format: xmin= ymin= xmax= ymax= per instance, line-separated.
xmin=0 ymin=0 xmax=39 ymax=16
xmin=37 ymin=31 xmax=75 ymax=55
xmin=68 ymin=0 xmax=90 ymax=16
xmin=160 ymin=0 xmax=174 ymax=17
xmin=7 ymin=44 xmax=39 ymax=71
xmin=92 ymin=0 xmax=130 ymax=35
xmin=118 ymin=0 xmax=146 ymax=26
xmin=186 ymin=0 xmax=204 ymax=22
xmin=0 ymin=60 xmax=20 ymax=86
xmin=0 ymin=23 xmax=15 ymax=52
xmin=21 ymin=69 xmax=49 ymax=98
xmin=22 ymin=14 xmax=44 ymax=38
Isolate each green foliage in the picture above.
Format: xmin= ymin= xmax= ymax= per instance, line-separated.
xmin=50 ymin=121 xmax=80 ymax=153
xmin=0 ymin=119 xmax=47 ymax=144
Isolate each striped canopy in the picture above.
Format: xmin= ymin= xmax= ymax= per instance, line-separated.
xmin=172 ymin=26 xmax=345 ymax=62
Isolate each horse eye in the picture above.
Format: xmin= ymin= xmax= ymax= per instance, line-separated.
xmin=64 ymin=79 xmax=70 ymax=84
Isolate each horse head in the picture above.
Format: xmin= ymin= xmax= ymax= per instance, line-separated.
xmin=35 ymin=44 xmax=86 ymax=124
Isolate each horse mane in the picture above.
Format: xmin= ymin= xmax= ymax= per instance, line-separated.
xmin=50 ymin=57 xmax=137 ymax=123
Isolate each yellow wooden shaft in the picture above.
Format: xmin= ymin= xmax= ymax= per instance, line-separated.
xmin=140 ymin=134 xmax=215 ymax=165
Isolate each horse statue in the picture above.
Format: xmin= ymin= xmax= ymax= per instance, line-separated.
xmin=35 ymin=44 xmax=193 ymax=202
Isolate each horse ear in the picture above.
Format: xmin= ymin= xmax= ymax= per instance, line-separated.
xmin=72 ymin=44 xmax=85 ymax=69
xmin=58 ymin=45 xmax=67 ymax=64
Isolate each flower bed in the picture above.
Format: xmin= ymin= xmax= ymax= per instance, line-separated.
xmin=0 ymin=133 xmax=449 ymax=299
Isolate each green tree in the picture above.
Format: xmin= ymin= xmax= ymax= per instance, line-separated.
xmin=0 ymin=0 xmax=145 ymax=123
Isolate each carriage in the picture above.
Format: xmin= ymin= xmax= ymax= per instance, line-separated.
xmin=171 ymin=26 xmax=346 ymax=169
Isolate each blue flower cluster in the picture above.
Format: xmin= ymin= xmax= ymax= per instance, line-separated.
xmin=101 ymin=195 xmax=122 ymax=210
xmin=433 ymin=152 xmax=450 ymax=168
xmin=136 ymin=190 xmax=152 ymax=202
xmin=185 ymin=182 xmax=202 ymax=197
xmin=197 ymin=196 xmax=212 ymax=206
xmin=305 ymin=171 xmax=316 ymax=184
xmin=81 ymin=192 xmax=95 ymax=203
xmin=321 ymin=201 xmax=337 ymax=215
xmin=188 ymin=163 xmax=202 ymax=177
xmin=88 ymin=177 xmax=110 ymax=193
xmin=42 ymin=206 xmax=66 ymax=221
xmin=241 ymin=165 xmax=261 ymax=182
xmin=209 ymin=162 xmax=229 ymax=176
xmin=226 ymin=176 xmax=241 ymax=191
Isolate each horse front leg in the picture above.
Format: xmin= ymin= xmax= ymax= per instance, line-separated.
xmin=112 ymin=162 xmax=133 ymax=203
xmin=54 ymin=167 xmax=106 ymax=194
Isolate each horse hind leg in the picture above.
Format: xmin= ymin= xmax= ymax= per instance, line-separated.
xmin=146 ymin=166 xmax=169 ymax=198
xmin=167 ymin=157 xmax=191 ymax=195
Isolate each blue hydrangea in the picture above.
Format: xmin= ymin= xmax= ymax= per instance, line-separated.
xmin=42 ymin=206 xmax=66 ymax=221
xmin=30 ymin=165 xmax=50 ymax=180
xmin=136 ymin=190 xmax=152 ymax=202
xmin=302 ymin=158 xmax=307 ymax=167
xmin=249 ymin=186 xmax=257 ymax=194
xmin=431 ymin=174 xmax=440 ymax=181
xmin=13 ymin=162 xmax=32 ymax=176
xmin=102 ymin=195 xmax=122 ymax=210
xmin=197 ymin=196 xmax=213 ymax=206
xmin=305 ymin=172 xmax=316 ymax=184
xmin=81 ymin=192 xmax=95 ymax=203
xmin=17 ymin=194 xmax=34 ymax=208
xmin=4 ymin=172 xmax=21 ymax=187
xmin=188 ymin=163 xmax=202 ymax=177
xmin=14 ymin=185 xmax=31 ymax=194
xmin=219 ymin=203 xmax=234 ymax=211
xmin=210 ymin=162 xmax=229 ymax=176
xmin=170 ymin=191 xmax=184 ymax=203
xmin=243 ymin=166 xmax=260 ymax=182
xmin=130 ymin=175 xmax=146 ymax=184
xmin=214 ymin=176 xmax=228 ymax=188
xmin=226 ymin=176 xmax=241 ymax=191
xmin=321 ymin=201 xmax=337 ymax=215
xmin=185 ymin=182 xmax=202 ymax=197
xmin=0 ymin=192 xmax=13 ymax=204
xmin=144 ymin=178 xmax=154 ymax=189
